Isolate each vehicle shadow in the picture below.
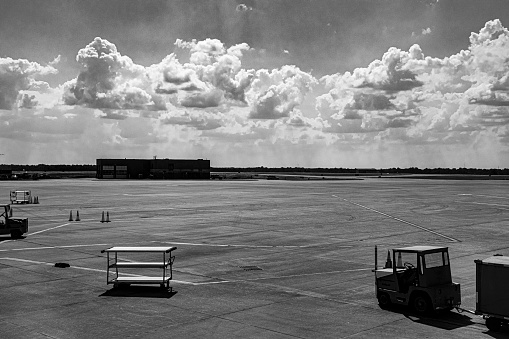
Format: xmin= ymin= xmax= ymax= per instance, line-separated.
xmin=0 ymin=236 xmax=26 ymax=242
xmin=484 ymin=330 xmax=509 ymax=338
xmin=100 ymin=286 xmax=177 ymax=299
xmin=380 ymin=304 xmax=475 ymax=330
xmin=483 ymin=323 xmax=509 ymax=337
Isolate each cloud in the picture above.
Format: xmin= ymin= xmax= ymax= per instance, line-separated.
xmin=63 ymin=37 xmax=162 ymax=111
xmin=236 ymin=4 xmax=253 ymax=12
xmin=18 ymin=93 xmax=38 ymax=109
xmin=0 ymin=57 xmax=56 ymax=110
xmin=247 ymin=65 xmax=317 ymax=119
xmin=180 ymin=88 xmax=223 ymax=108
xmin=321 ymin=44 xmax=425 ymax=94
xmin=161 ymin=110 xmax=224 ymax=130
xmin=173 ymin=38 xmax=254 ymax=107
xmin=3 ymin=20 xmax=509 ymax=168
xmin=317 ymin=18 xmax=509 ymax=145
xmin=346 ymin=92 xmax=395 ymax=112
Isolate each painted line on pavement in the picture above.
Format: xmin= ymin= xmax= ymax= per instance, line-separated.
xmin=0 ymin=257 xmax=198 ymax=285
xmin=154 ymin=241 xmax=317 ymax=248
xmin=178 ymin=267 xmax=374 ymax=286
xmin=457 ymin=201 xmax=509 ymax=210
xmin=333 ymin=195 xmax=459 ymax=242
xmin=28 ymin=223 xmax=73 ymax=236
xmin=0 ymin=243 xmax=110 ymax=252
xmin=458 ymin=193 xmax=509 ymax=200
xmin=0 ymin=258 xmax=373 ymax=286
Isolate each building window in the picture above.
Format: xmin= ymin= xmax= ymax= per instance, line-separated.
xmin=116 ymin=165 xmax=128 ymax=178
xmin=102 ymin=165 xmax=114 ymax=178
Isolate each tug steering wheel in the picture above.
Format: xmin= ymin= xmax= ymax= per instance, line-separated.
xmin=404 ymin=262 xmax=415 ymax=270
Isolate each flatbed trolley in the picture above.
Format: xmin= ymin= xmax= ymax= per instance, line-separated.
xmin=101 ymin=246 xmax=176 ymax=290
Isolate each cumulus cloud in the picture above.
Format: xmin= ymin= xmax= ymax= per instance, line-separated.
xmin=422 ymin=27 xmax=432 ymax=35
xmin=317 ymin=18 xmax=509 ymax=147
xmin=0 ymin=57 xmax=56 ymax=110
xmin=247 ymin=65 xmax=317 ymax=119
xmin=63 ymin=37 xmax=162 ymax=111
xmin=18 ymin=93 xmax=38 ymax=109
xmin=3 ymin=19 xmax=509 ymax=167
xmin=161 ymin=110 xmax=224 ymax=130
xmin=173 ymin=38 xmax=254 ymax=107
xmin=236 ymin=4 xmax=253 ymax=12
xmin=346 ymin=92 xmax=395 ymax=112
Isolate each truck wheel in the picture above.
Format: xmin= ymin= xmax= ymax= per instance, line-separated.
xmin=378 ymin=293 xmax=391 ymax=309
xmin=412 ymin=294 xmax=431 ymax=315
xmin=486 ymin=317 xmax=502 ymax=332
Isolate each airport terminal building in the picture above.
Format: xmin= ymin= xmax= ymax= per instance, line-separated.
xmin=96 ymin=158 xmax=210 ymax=179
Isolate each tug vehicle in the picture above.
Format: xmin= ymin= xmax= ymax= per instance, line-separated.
xmin=375 ymin=246 xmax=509 ymax=331
xmin=10 ymin=190 xmax=32 ymax=204
xmin=374 ymin=246 xmax=461 ymax=314
xmin=0 ymin=204 xmax=28 ymax=238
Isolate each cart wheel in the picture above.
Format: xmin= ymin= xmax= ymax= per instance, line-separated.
xmin=377 ymin=293 xmax=391 ymax=309
xmin=486 ymin=317 xmax=502 ymax=332
xmin=412 ymin=294 xmax=431 ymax=315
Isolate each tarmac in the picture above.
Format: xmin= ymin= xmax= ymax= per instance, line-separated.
xmin=0 ymin=178 xmax=508 ymax=338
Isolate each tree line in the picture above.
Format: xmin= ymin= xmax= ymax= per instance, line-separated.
xmin=1 ymin=164 xmax=508 ymax=175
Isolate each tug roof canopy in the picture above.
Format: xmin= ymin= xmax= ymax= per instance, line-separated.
xmin=393 ymin=246 xmax=448 ymax=253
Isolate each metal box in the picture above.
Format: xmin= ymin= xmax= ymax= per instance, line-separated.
xmin=475 ymin=256 xmax=509 ymax=318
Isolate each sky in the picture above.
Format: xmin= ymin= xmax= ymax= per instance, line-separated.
xmin=1 ymin=0 xmax=509 ymax=168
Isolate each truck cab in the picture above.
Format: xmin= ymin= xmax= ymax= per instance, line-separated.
xmin=375 ymin=246 xmax=461 ymax=314
xmin=0 ymin=204 xmax=28 ymax=238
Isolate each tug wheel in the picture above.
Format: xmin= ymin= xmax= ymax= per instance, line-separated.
xmin=10 ymin=230 xmax=22 ymax=239
xmin=412 ymin=294 xmax=431 ymax=315
xmin=378 ymin=293 xmax=391 ymax=309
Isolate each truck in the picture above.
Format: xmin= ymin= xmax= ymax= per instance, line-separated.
xmin=374 ymin=246 xmax=461 ymax=314
xmin=0 ymin=204 xmax=29 ymax=238
xmin=10 ymin=190 xmax=32 ymax=204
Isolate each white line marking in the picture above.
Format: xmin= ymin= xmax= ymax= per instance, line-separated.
xmin=459 ymin=201 xmax=509 ymax=209
xmin=0 ymin=257 xmax=197 ymax=285
xmin=28 ymin=223 xmax=72 ymax=236
xmin=0 ymin=258 xmax=373 ymax=287
xmin=458 ymin=193 xmax=509 ymax=200
xmin=332 ymin=195 xmax=459 ymax=242
xmin=178 ymin=267 xmax=374 ymax=286
xmin=0 ymin=243 xmax=110 ymax=252
xmin=154 ymin=241 xmax=316 ymax=248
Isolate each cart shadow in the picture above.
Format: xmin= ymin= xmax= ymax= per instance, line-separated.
xmin=100 ymin=286 xmax=177 ymax=298
xmin=381 ymin=304 xmax=475 ymax=330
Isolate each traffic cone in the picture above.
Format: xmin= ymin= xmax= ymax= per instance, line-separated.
xmin=106 ymin=212 xmax=110 ymax=222
xmin=397 ymin=252 xmax=402 ymax=267
xmin=101 ymin=211 xmax=105 ymax=223
xmin=75 ymin=211 xmax=80 ymax=221
xmin=69 ymin=211 xmax=73 ymax=221
xmin=384 ymin=250 xmax=392 ymax=268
